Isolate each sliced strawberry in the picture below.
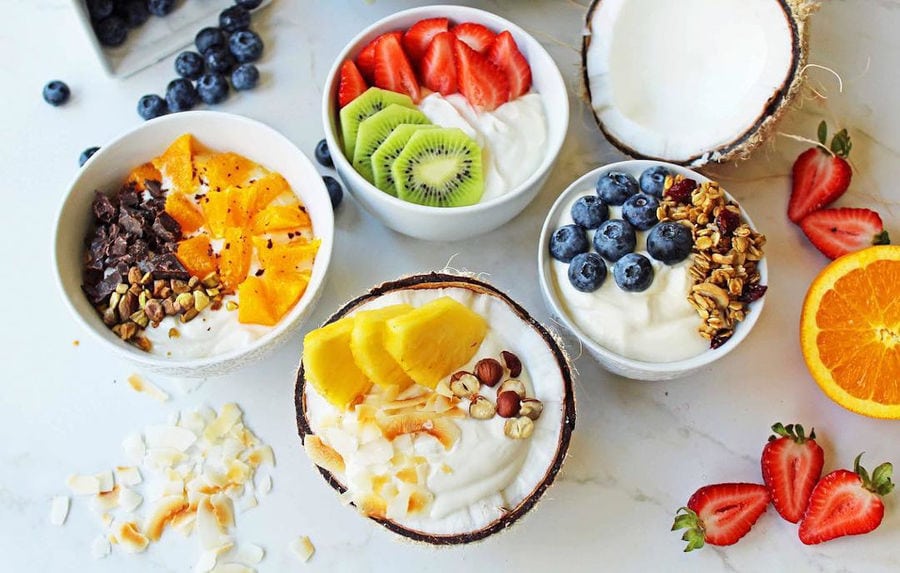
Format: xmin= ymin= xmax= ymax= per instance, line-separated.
xmin=402 ymin=17 xmax=449 ymax=63
xmin=799 ymin=207 xmax=890 ymax=260
xmin=337 ymin=59 xmax=368 ymax=108
xmin=788 ymin=122 xmax=853 ymax=223
xmin=356 ymin=31 xmax=403 ymax=83
xmin=453 ymin=38 xmax=509 ymax=111
xmin=419 ymin=31 xmax=457 ymax=96
xmin=672 ymin=483 xmax=770 ymax=551
xmin=486 ymin=30 xmax=532 ymax=99
xmin=373 ymin=33 xmax=421 ymax=103
xmin=799 ymin=454 xmax=894 ymax=545
xmin=761 ymin=423 xmax=825 ymax=523
xmin=452 ymin=22 xmax=496 ymax=53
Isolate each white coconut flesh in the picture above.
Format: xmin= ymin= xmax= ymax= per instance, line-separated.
xmin=584 ymin=0 xmax=802 ymax=165
xmin=302 ymin=285 xmax=570 ymax=539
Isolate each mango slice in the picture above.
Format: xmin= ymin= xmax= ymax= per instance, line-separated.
xmin=165 ymin=192 xmax=205 ymax=235
xmin=303 ymin=317 xmax=372 ymax=410
xmin=219 ymin=227 xmax=251 ymax=292
xmin=254 ymin=237 xmax=320 ymax=274
xmin=176 ymin=235 xmax=218 ymax=279
xmin=195 ymin=151 xmax=256 ymax=190
xmin=126 ymin=162 xmax=162 ymax=191
xmin=251 ymin=204 xmax=312 ymax=235
xmin=152 ymin=133 xmax=197 ymax=194
xmin=237 ymin=276 xmax=277 ymax=326
xmin=350 ymin=305 xmax=416 ymax=391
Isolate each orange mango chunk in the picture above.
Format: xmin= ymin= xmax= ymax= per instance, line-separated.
xmin=176 ymin=235 xmax=218 ymax=278
xmin=220 ymin=227 xmax=252 ymax=291
xmin=225 ymin=186 xmax=259 ymax=229
xmin=151 ymin=133 xmax=197 ymax=194
xmin=201 ymin=189 xmax=229 ymax=239
xmin=265 ymin=270 xmax=310 ymax=319
xmin=254 ymin=238 xmax=321 ymax=274
xmin=251 ymin=204 xmax=312 ymax=235
xmin=237 ymin=276 xmax=277 ymax=326
xmin=195 ymin=151 xmax=257 ymax=190
xmin=165 ymin=192 xmax=205 ymax=235
xmin=250 ymin=172 xmax=295 ymax=211
xmin=125 ymin=162 xmax=162 ymax=191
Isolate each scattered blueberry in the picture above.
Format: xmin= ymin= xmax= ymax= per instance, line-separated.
xmin=174 ymin=51 xmax=204 ymax=80
xmin=42 ymin=80 xmax=70 ymax=106
xmin=196 ymin=73 xmax=230 ymax=105
xmin=229 ymin=29 xmax=264 ymax=63
xmin=165 ymin=78 xmax=198 ymax=112
xmin=86 ymin=0 xmax=114 ymax=20
xmin=146 ymin=0 xmax=176 ymax=17
xmin=639 ymin=165 xmax=671 ymax=198
xmin=137 ymin=94 xmax=168 ymax=120
xmin=646 ymin=221 xmax=693 ymax=264
xmin=116 ymin=0 xmax=150 ymax=28
xmin=622 ymin=193 xmax=660 ymax=231
xmin=596 ymin=171 xmax=639 ymax=206
xmin=570 ymin=195 xmax=608 ymax=230
xmin=593 ymin=219 xmax=636 ymax=261
xmin=613 ymin=253 xmax=654 ymax=292
xmin=79 ymin=146 xmax=100 ymax=167
xmin=549 ymin=224 xmax=589 ymax=263
xmin=234 ymin=0 xmax=263 ymax=9
xmin=568 ymin=252 xmax=607 ymax=293
xmin=219 ymin=5 xmax=251 ymax=33
xmin=323 ymin=176 xmax=343 ymax=209
xmin=94 ymin=16 xmax=128 ymax=46
xmin=205 ymin=47 xmax=236 ymax=74
xmin=196 ymin=27 xmax=227 ymax=54
xmin=315 ymin=139 xmax=333 ymax=168
xmin=231 ymin=63 xmax=259 ymax=91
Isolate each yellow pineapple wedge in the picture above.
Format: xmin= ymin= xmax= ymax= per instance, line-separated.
xmin=350 ymin=304 xmax=416 ymax=391
xmin=303 ymin=316 xmax=372 ymax=410
xmin=384 ymin=297 xmax=488 ymax=389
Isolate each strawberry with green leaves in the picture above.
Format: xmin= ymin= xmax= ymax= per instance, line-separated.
xmin=761 ymin=422 xmax=824 ymax=523
xmin=672 ymin=483 xmax=771 ymax=551
xmin=788 ymin=121 xmax=853 ymax=223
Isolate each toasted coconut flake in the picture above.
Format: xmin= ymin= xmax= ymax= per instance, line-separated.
xmin=145 ymin=495 xmax=189 ymax=541
xmin=66 ymin=474 xmax=100 ymax=496
xmin=147 ymin=447 xmax=186 ymax=469
xmin=195 ymin=541 xmax=234 ymax=573
xmin=245 ymin=445 xmax=275 ymax=468
xmin=92 ymin=485 xmax=120 ymax=512
xmin=127 ymin=373 xmax=170 ymax=402
xmin=146 ymin=425 xmax=197 ymax=452
xmin=96 ymin=470 xmax=114 ymax=493
xmin=378 ymin=413 xmax=460 ymax=449
xmin=435 ymin=380 xmax=454 ymax=398
xmin=122 ymin=433 xmax=146 ymax=464
xmin=357 ymin=494 xmax=387 ymax=519
xmin=180 ymin=411 xmax=208 ymax=436
xmin=118 ymin=487 xmax=143 ymax=513
xmin=395 ymin=467 xmax=418 ymax=485
xmin=386 ymin=486 xmax=411 ymax=521
xmin=225 ymin=459 xmax=251 ymax=485
xmin=256 ymin=473 xmax=272 ymax=495
xmin=100 ymin=512 xmax=114 ymax=527
xmin=209 ymin=565 xmax=254 ymax=573
xmin=210 ymin=493 xmax=235 ymax=530
xmin=407 ymin=489 xmax=433 ymax=514
xmin=239 ymin=495 xmax=258 ymax=512
xmin=114 ymin=466 xmax=142 ymax=486
xmin=197 ymin=497 xmax=230 ymax=550
xmin=91 ymin=535 xmax=111 ymax=559
xmin=116 ymin=521 xmax=149 ymax=553
xmin=49 ymin=495 xmax=69 ymax=526
xmin=304 ymin=435 xmax=346 ymax=475
xmin=204 ymin=403 xmax=243 ymax=441
xmin=289 ymin=536 xmax=315 ymax=563
xmin=170 ymin=506 xmax=197 ymax=536
xmin=234 ymin=544 xmax=264 ymax=564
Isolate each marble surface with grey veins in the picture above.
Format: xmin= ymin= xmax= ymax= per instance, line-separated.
xmin=1 ymin=0 xmax=898 ymax=571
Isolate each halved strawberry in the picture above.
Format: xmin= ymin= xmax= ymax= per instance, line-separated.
xmin=761 ymin=422 xmax=824 ymax=523
xmin=402 ymin=17 xmax=449 ymax=63
xmin=419 ymin=31 xmax=457 ymax=96
xmin=356 ymin=31 xmax=403 ymax=83
xmin=799 ymin=207 xmax=890 ymax=260
xmin=337 ymin=59 xmax=368 ymax=108
xmin=453 ymin=38 xmax=509 ymax=111
xmin=788 ymin=122 xmax=852 ymax=223
xmin=452 ymin=22 xmax=496 ymax=53
xmin=672 ymin=483 xmax=771 ymax=551
xmin=799 ymin=453 xmax=894 ymax=545
xmin=373 ymin=33 xmax=421 ymax=103
xmin=486 ymin=31 xmax=532 ymax=99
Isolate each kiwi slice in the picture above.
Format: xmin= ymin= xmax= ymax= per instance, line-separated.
xmin=390 ymin=128 xmax=485 ymax=208
xmin=352 ymin=105 xmax=429 ymax=184
xmin=339 ymin=87 xmax=415 ymax=158
xmin=371 ymin=124 xmax=437 ymax=195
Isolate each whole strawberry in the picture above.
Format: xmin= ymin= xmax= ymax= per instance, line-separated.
xmin=761 ymin=423 xmax=824 ymax=523
xmin=788 ymin=121 xmax=852 ymax=223
xmin=672 ymin=483 xmax=771 ymax=551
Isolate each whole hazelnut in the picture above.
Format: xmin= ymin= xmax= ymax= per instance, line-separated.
xmin=504 ymin=416 xmax=534 ymax=439
xmin=501 ymin=350 xmax=523 ymax=377
xmin=449 ymin=372 xmax=480 ymax=398
xmin=468 ymin=395 xmax=496 ymax=420
xmin=497 ymin=378 xmax=526 ymax=398
xmin=496 ymin=391 xmax=521 ymax=418
xmin=474 ymin=358 xmax=503 ymax=387
xmin=519 ymin=398 xmax=543 ymax=421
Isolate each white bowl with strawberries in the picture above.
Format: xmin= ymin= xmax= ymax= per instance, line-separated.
xmin=321 ymin=5 xmax=568 ymax=241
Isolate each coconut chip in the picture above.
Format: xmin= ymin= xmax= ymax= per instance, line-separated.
xmin=127 ymin=373 xmax=170 ymax=402
xmin=209 ymin=564 xmax=255 ymax=573
xmin=234 ymin=544 xmax=264 ymax=564
xmin=256 ymin=473 xmax=272 ymax=496
xmin=91 ymin=536 xmax=111 ymax=560
xmin=289 ymin=536 xmax=315 ymax=563
xmin=115 ymin=466 xmax=142 ymax=486
xmin=66 ymin=474 xmax=101 ymax=496
xmin=119 ymin=487 xmax=143 ymax=513
xmin=122 ymin=433 xmax=146 ymax=464
xmin=49 ymin=495 xmax=69 ymax=526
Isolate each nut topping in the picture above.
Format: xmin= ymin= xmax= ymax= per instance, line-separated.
xmin=519 ymin=398 xmax=543 ymax=421
xmin=496 ymin=391 xmax=522 ymax=418
xmin=468 ymin=395 xmax=496 ymax=420
xmin=449 ymin=372 xmax=480 ymax=398
xmin=474 ymin=358 xmax=503 ymax=387
xmin=504 ymin=416 xmax=534 ymax=439
xmin=501 ymin=350 xmax=522 ymax=377
xmin=497 ymin=379 xmax=526 ymax=399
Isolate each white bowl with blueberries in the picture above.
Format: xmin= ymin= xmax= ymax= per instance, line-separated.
xmin=538 ymin=160 xmax=768 ymax=381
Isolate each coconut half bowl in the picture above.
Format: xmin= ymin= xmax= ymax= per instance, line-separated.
xmin=295 ymin=273 xmax=576 ymax=544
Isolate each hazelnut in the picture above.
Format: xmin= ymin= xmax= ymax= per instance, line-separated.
xmin=501 ymin=350 xmax=523 ymax=377
xmin=474 ymin=358 xmax=503 ymax=387
xmin=450 ymin=372 xmax=480 ymax=398
xmin=519 ymin=398 xmax=543 ymax=421
xmin=496 ymin=391 xmax=521 ymax=418
xmin=468 ymin=395 xmax=496 ymax=420
xmin=504 ymin=416 xmax=534 ymax=439
xmin=497 ymin=378 xmax=526 ymax=398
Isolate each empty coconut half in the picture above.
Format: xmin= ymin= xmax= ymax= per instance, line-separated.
xmin=295 ymin=273 xmax=575 ymax=544
xmin=583 ymin=0 xmax=815 ymax=166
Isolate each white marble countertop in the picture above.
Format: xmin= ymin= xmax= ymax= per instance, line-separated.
xmin=2 ymin=1 xmax=898 ymax=571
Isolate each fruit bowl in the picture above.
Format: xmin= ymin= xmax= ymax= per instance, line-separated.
xmin=54 ymin=111 xmax=334 ymax=378
xmin=538 ymin=160 xmax=768 ymax=381
xmin=321 ymin=5 xmax=569 ymax=242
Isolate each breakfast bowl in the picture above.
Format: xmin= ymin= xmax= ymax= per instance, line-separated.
xmin=321 ymin=4 xmax=569 ymax=242
xmin=538 ymin=160 xmax=768 ymax=381
xmin=54 ymin=111 xmax=334 ymax=378
xmin=295 ymin=273 xmax=575 ymax=544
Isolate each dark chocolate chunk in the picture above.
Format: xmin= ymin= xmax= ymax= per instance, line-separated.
xmin=148 ymin=252 xmax=189 ymax=280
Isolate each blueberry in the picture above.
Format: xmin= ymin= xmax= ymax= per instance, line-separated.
xmin=234 ymin=0 xmax=263 ymax=9
xmin=229 ymin=29 xmax=264 ymax=63
xmin=231 ymin=63 xmax=259 ymax=91
xmin=137 ymin=94 xmax=168 ymax=120
xmin=570 ymin=195 xmax=608 ymax=230
xmin=165 ymin=78 xmax=198 ymax=112
xmin=42 ymin=80 xmax=70 ymax=106
xmin=315 ymin=139 xmax=333 ymax=168
xmin=219 ymin=6 xmax=251 ymax=33
xmin=622 ymin=193 xmax=660 ymax=231
xmin=549 ymin=224 xmax=589 ymax=263
xmin=205 ymin=47 xmax=235 ymax=74
xmin=195 ymin=27 xmax=227 ymax=54
xmin=568 ymin=252 xmax=607 ymax=293
xmin=613 ymin=253 xmax=654 ymax=292
xmin=593 ymin=219 xmax=636 ymax=261
xmin=639 ymin=165 xmax=672 ymax=198
xmin=86 ymin=0 xmax=113 ymax=20
xmin=116 ymin=0 xmax=149 ymax=28
xmin=596 ymin=171 xmax=639 ymax=206
xmin=323 ymin=176 xmax=343 ymax=209
xmin=647 ymin=221 xmax=693 ymax=264
xmin=79 ymin=146 xmax=100 ymax=167
xmin=174 ymin=51 xmax=204 ymax=80
xmin=196 ymin=73 xmax=230 ymax=105
xmin=146 ymin=0 xmax=175 ymax=17
xmin=94 ymin=16 xmax=128 ymax=46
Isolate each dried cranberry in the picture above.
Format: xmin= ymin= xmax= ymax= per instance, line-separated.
xmin=710 ymin=333 xmax=731 ymax=349
xmin=665 ymin=179 xmax=697 ymax=204
xmin=739 ymin=284 xmax=768 ymax=303
xmin=716 ymin=209 xmax=742 ymax=236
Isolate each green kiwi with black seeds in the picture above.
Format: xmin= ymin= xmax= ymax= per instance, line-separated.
xmin=371 ymin=124 xmax=437 ymax=195
xmin=339 ymin=87 xmax=416 ymax=157
xmin=352 ymin=105 xmax=429 ymax=184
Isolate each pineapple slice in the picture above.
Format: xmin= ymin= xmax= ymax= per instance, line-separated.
xmin=303 ymin=317 xmax=372 ymax=409
xmin=350 ymin=304 xmax=416 ymax=391
xmin=384 ymin=297 xmax=488 ymax=389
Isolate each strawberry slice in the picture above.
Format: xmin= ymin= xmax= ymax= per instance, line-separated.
xmin=799 ymin=453 xmax=894 ymax=545
xmin=452 ymin=22 xmax=496 ymax=53
xmin=672 ymin=483 xmax=770 ymax=551
xmin=419 ymin=31 xmax=457 ymax=96
xmin=356 ymin=31 xmax=403 ymax=83
xmin=402 ymin=17 xmax=449 ymax=63
xmin=373 ymin=33 xmax=421 ymax=103
xmin=453 ymin=38 xmax=509 ymax=111
xmin=788 ymin=122 xmax=852 ymax=223
xmin=486 ymin=31 xmax=532 ymax=99
xmin=799 ymin=207 xmax=890 ymax=260
xmin=761 ymin=423 xmax=824 ymax=523
xmin=337 ymin=59 xmax=368 ymax=108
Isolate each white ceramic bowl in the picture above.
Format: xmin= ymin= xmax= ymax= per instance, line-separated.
xmin=54 ymin=111 xmax=334 ymax=378
xmin=321 ymin=4 xmax=569 ymax=242
xmin=538 ymin=160 xmax=768 ymax=381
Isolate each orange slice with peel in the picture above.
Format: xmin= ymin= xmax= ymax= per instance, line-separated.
xmin=800 ymin=245 xmax=900 ymax=418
